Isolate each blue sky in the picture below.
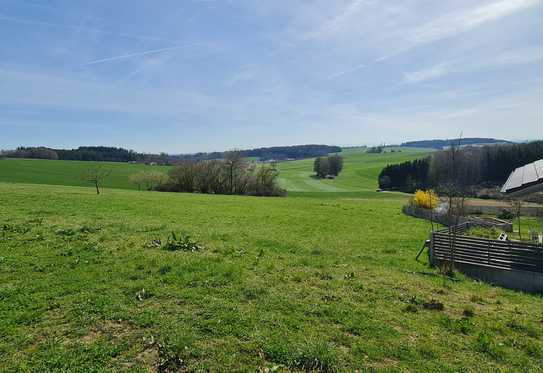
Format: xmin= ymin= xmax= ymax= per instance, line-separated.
xmin=1 ymin=0 xmax=543 ymax=153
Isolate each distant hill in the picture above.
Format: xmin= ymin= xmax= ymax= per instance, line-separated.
xmin=401 ymin=138 xmax=513 ymax=150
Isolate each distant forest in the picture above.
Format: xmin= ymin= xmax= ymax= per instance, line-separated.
xmin=379 ymin=141 xmax=543 ymax=193
xmin=178 ymin=145 xmax=341 ymax=162
xmin=2 ymin=144 xmax=341 ymax=164
xmin=401 ymin=138 xmax=512 ymax=150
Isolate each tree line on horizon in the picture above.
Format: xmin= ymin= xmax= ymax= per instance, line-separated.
xmin=378 ymin=140 xmax=543 ymax=193
xmin=401 ymin=137 xmax=512 ymax=150
xmin=1 ymin=144 xmax=341 ymax=164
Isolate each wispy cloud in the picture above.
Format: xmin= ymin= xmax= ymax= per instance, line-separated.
xmin=411 ymin=0 xmax=540 ymax=44
xmin=0 ymin=14 xmax=177 ymax=42
xmin=85 ymin=44 xmax=200 ymax=66
xmin=404 ymin=46 xmax=543 ymax=83
xmin=403 ymin=64 xmax=452 ymax=84
xmin=380 ymin=0 xmax=542 ymax=61
xmin=303 ymin=0 xmax=368 ymax=40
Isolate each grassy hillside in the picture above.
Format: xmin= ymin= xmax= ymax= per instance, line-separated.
xmin=278 ymin=147 xmax=430 ymax=197
xmin=0 ymin=147 xmax=430 ymax=197
xmin=0 ymin=158 xmax=170 ymax=190
xmin=1 ymin=182 xmax=542 ymax=371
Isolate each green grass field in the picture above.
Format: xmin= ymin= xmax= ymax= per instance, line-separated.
xmin=0 ymin=147 xmax=427 ymax=196
xmin=1 ymin=150 xmax=543 ymax=371
xmin=0 ymin=158 xmax=170 ymax=190
xmin=278 ymin=147 xmax=430 ymax=197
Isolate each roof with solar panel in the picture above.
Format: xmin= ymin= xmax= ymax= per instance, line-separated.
xmin=501 ymin=159 xmax=543 ymax=196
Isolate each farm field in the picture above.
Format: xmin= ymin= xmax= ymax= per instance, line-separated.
xmin=277 ymin=147 xmax=431 ymax=197
xmin=2 ymin=179 xmax=543 ymax=371
xmin=0 ymin=158 xmax=171 ymax=190
xmin=0 ymin=147 xmax=429 ymax=196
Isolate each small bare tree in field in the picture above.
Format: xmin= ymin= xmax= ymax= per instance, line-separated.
xmin=224 ymin=150 xmax=246 ymax=194
xmin=509 ymin=199 xmax=524 ymax=240
xmin=434 ymin=135 xmax=471 ymax=275
xmin=82 ymin=167 xmax=111 ymax=195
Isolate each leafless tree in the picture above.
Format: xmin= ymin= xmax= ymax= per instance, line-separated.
xmin=434 ymin=135 xmax=472 ymax=274
xmin=82 ymin=167 xmax=111 ymax=194
xmin=129 ymin=170 xmax=168 ymax=191
xmin=169 ymin=161 xmax=198 ymax=193
xmin=509 ymin=199 xmax=524 ymax=240
xmin=224 ymin=150 xmax=246 ymax=194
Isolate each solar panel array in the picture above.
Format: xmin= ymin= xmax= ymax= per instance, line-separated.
xmin=501 ymin=159 xmax=543 ymax=194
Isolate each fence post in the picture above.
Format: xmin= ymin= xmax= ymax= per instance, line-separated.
xmin=487 ymin=238 xmax=491 ymax=265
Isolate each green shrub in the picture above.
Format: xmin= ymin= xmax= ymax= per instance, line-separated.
xmin=163 ymin=232 xmax=203 ymax=252
xmin=498 ymin=209 xmax=514 ymax=220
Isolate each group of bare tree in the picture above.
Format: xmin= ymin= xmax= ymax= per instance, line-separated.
xmin=129 ymin=171 xmax=168 ymax=191
xmin=157 ymin=151 xmax=286 ymax=197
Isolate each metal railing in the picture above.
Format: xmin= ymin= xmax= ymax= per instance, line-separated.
xmin=431 ymin=223 xmax=543 ymax=273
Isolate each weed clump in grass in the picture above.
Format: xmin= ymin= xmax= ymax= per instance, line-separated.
xmin=158 ymin=266 xmax=172 ymax=275
xmin=440 ymin=315 xmax=474 ymax=335
xmin=463 ymin=306 xmax=475 ymax=318
xmin=473 ymin=332 xmax=506 ymax=361
xmin=156 ymin=341 xmax=187 ymax=372
xmin=343 ymin=272 xmax=355 ymax=280
xmin=136 ymin=288 xmax=152 ymax=301
xmin=423 ymin=300 xmax=444 ymax=311
xmin=55 ymin=228 xmax=77 ymax=236
xmin=294 ymin=341 xmax=337 ymax=372
xmin=403 ymin=304 xmax=418 ymax=313
xmin=470 ymin=295 xmax=484 ymax=304
xmin=162 ymin=232 xmax=203 ymax=252
xmin=2 ymin=223 xmax=31 ymax=234
xmin=265 ymin=340 xmax=337 ymax=372
xmin=506 ymin=319 xmax=539 ymax=338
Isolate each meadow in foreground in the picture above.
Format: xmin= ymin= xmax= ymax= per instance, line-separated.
xmin=1 ymin=182 xmax=543 ymax=371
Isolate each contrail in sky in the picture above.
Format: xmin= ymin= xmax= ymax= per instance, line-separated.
xmin=326 ymin=63 xmax=366 ymax=80
xmin=85 ymin=44 xmax=199 ymax=65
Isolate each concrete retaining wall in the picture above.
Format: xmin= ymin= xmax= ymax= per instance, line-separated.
xmin=403 ymin=205 xmax=513 ymax=231
xmin=432 ymin=259 xmax=543 ymax=293
xmin=465 ymin=204 xmax=543 ymax=217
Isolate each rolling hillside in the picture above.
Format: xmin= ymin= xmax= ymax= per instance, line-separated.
xmin=277 ymin=147 xmax=431 ymax=197
xmin=0 ymin=147 xmax=431 ymax=197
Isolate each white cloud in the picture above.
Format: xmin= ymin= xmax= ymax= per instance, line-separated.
xmin=403 ymin=64 xmax=452 ymax=83
xmin=410 ymin=0 xmax=540 ymax=45
xmin=301 ymin=0 xmax=369 ymax=40
xmin=404 ymin=46 xmax=543 ymax=83
xmin=0 ymin=13 xmax=177 ymax=42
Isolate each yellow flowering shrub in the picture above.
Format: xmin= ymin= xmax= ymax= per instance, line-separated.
xmin=412 ymin=189 xmax=438 ymax=210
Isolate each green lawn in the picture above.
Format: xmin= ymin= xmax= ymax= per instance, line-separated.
xmin=0 ymin=158 xmax=170 ymax=190
xmin=278 ymin=147 xmax=430 ymax=197
xmin=1 ymin=182 xmax=543 ymax=371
